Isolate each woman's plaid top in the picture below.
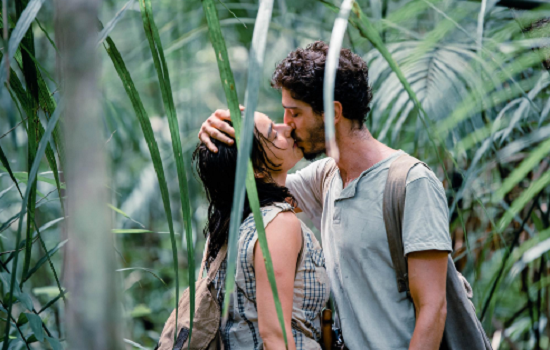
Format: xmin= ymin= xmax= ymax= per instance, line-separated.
xmin=208 ymin=202 xmax=330 ymax=350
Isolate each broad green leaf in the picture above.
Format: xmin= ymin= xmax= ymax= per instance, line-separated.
xmin=25 ymin=313 xmax=44 ymax=342
xmin=138 ymin=0 xmax=195 ymax=342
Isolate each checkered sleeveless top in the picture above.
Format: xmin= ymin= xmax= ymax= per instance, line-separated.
xmin=208 ymin=202 xmax=330 ymax=350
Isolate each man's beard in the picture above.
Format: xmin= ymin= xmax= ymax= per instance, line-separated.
xmin=293 ymin=123 xmax=326 ymax=161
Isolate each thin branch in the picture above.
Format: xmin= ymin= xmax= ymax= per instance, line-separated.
xmin=0 ymin=118 xmax=28 ymax=140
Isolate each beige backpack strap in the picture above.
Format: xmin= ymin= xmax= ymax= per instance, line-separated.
xmin=322 ymin=158 xmax=339 ymax=204
xmin=206 ymin=244 xmax=227 ymax=283
xmin=382 ymin=154 xmax=429 ymax=294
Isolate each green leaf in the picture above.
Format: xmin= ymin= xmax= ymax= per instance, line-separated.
xmin=16 ymin=313 xmax=28 ymax=327
xmin=0 ymin=272 xmax=33 ymax=311
xmin=129 ymin=304 xmax=152 ymax=318
xmin=25 ymin=313 xmax=44 ymax=342
xmin=0 ymin=167 xmax=66 ymax=189
xmin=45 ymin=336 xmax=62 ymax=350
xmin=138 ymin=0 xmax=195 ymax=342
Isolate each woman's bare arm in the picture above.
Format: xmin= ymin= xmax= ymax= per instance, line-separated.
xmin=254 ymin=211 xmax=302 ymax=350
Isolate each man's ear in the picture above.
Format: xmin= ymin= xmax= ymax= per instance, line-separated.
xmin=333 ymin=101 xmax=343 ymax=124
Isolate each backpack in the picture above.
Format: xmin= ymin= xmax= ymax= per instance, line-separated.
xmin=383 ymin=154 xmax=493 ymax=350
xmin=155 ymin=244 xmax=227 ymax=350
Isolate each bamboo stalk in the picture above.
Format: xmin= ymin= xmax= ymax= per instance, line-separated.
xmin=55 ymin=0 xmax=122 ymax=348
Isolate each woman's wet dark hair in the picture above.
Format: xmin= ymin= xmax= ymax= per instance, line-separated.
xmin=193 ymin=122 xmax=296 ymax=262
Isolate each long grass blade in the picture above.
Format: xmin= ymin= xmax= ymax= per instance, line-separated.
xmin=14 ymin=0 xmax=40 ymax=285
xmin=137 ymin=0 xmax=196 ymax=342
xmin=202 ymin=0 xmax=289 ymax=347
xmin=324 ymin=0 xmax=354 ymax=161
xmin=100 ymin=20 xmax=184 ymax=344
xmin=1 ymin=98 xmax=63 ymax=350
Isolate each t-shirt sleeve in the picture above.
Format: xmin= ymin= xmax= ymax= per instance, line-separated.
xmin=402 ymin=164 xmax=453 ymax=256
xmin=286 ymin=159 xmax=330 ymax=231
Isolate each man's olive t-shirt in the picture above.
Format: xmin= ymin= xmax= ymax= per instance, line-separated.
xmin=286 ymin=151 xmax=452 ymax=350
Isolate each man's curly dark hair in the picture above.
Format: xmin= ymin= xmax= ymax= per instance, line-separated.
xmin=271 ymin=41 xmax=373 ymax=127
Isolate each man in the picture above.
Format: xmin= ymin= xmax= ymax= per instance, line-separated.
xmin=199 ymin=41 xmax=451 ymax=350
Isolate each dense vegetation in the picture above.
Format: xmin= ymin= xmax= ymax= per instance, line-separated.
xmin=0 ymin=0 xmax=549 ymax=349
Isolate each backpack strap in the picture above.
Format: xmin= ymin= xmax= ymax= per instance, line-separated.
xmin=198 ymin=241 xmax=228 ymax=282
xmin=382 ymin=154 xmax=429 ymax=294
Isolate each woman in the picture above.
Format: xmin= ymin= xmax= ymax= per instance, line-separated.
xmin=193 ymin=112 xmax=329 ymax=350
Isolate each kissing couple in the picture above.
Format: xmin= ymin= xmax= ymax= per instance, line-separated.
xmin=170 ymin=41 xmax=457 ymax=350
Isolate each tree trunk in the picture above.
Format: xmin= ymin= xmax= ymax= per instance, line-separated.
xmin=54 ymin=0 xmax=122 ymax=348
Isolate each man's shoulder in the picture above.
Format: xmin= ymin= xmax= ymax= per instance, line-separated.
xmin=405 ymin=161 xmax=442 ymax=188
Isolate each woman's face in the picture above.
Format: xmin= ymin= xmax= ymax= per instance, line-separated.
xmin=254 ymin=112 xmax=303 ymax=174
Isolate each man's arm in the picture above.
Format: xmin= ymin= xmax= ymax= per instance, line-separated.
xmin=408 ymin=250 xmax=448 ymax=350
xmin=402 ymin=165 xmax=453 ymax=350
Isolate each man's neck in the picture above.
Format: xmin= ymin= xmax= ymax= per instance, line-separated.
xmin=333 ymin=126 xmax=397 ymax=188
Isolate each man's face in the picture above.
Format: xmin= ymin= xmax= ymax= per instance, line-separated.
xmin=281 ymin=89 xmax=326 ymax=161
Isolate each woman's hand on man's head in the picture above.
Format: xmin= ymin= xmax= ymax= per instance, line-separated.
xmin=198 ymin=106 xmax=244 ymax=152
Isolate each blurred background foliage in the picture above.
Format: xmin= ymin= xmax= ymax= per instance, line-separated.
xmin=0 ymin=0 xmax=550 ymax=349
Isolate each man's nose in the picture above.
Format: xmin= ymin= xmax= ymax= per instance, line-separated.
xmin=283 ymin=113 xmax=295 ymax=129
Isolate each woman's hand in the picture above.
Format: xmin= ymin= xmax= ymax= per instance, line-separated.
xmin=254 ymin=211 xmax=301 ymax=350
xmin=198 ymin=107 xmax=244 ymax=152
